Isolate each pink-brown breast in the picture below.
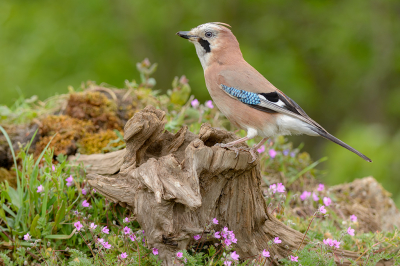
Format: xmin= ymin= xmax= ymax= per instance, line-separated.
xmin=204 ymin=59 xmax=279 ymax=136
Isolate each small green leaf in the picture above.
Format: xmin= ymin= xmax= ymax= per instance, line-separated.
xmin=30 ymin=214 xmax=40 ymax=238
xmin=1 ymin=204 xmax=16 ymax=218
xmin=53 ymin=200 xmax=66 ymax=232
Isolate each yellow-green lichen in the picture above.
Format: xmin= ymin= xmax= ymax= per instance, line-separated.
xmin=77 ymin=129 xmax=125 ymax=154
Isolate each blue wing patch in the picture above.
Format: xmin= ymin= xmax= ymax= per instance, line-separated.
xmin=221 ymin=84 xmax=260 ymax=105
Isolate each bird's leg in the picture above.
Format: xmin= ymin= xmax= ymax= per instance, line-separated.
xmin=248 ymin=138 xmax=269 ymax=163
xmin=215 ymin=137 xmax=251 ymax=158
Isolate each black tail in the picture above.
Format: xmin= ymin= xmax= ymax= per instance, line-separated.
xmin=312 ymin=129 xmax=372 ymax=162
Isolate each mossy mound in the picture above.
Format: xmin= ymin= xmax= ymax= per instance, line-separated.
xmin=66 ymin=91 xmax=123 ymax=131
xmin=34 ymin=115 xmax=96 ymax=157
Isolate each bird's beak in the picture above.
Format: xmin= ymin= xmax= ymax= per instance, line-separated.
xmin=176 ymin=31 xmax=196 ymax=40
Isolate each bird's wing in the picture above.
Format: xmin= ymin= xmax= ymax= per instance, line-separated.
xmin=217 ymin=70 xmax=372 ymax=162
xmin=217 ymin=69 xmax=326 ymax=131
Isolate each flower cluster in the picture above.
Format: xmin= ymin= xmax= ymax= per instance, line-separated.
xmin=191 ymin=99 xmax=214 ymax=109
xmin=269 ymin=183 xmax=285 ymax=194
xmin=323 ymin=238 xmax=341 ymax=249
xmin=220 ymin=226 xmax=238 ymax=247
xmin=71 ymin=216 xmax=141 ymax=256
xmin=257 ymin=146 xmax=278 ymax=159
xmin=66 ymin=175 xmax=74 ymax=187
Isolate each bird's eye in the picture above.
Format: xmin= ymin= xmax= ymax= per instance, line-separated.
xmin=205 ymin=31 xmax=213 ymax=38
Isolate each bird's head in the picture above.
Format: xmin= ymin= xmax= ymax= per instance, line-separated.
xmin=177 ymin=22 xmax=241 ymax=69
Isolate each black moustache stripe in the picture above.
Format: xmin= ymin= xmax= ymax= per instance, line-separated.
xmin=198 ymin=38 xmax=211 ymax=53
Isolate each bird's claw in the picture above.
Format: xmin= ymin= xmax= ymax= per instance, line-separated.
xmin=248 ymin=148 xmax=259 ymax=163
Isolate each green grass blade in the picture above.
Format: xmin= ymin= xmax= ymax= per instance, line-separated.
xmin=41 ymin=180 xmax=50 ymax=219
xmin=25 ymin=128 xmax=38 ymax=153
xmin=0 ymin=126 xmax=20 ymax=193
xmin=66 ymin=194 xmax=81 ymax=214
xmin=288 ymin=156 xmax=328 ymax=185
xmin=44 ymin=229 xmax=76 ymax=240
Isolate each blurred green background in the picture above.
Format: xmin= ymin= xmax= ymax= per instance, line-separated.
xmin=1 ymin=0 xmax=399 ymax=204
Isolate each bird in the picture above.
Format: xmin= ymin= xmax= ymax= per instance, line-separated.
xmin=176 ymin=22 xmax=371 ymax=163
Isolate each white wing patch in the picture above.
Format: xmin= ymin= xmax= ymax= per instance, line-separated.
xmin=258 ymin=94 xmax=286 ymax=108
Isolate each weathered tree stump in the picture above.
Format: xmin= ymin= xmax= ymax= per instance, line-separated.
xmin=77 ymin=106 xmax=365 ymax=265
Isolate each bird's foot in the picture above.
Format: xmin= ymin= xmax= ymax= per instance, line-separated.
xmin=215 ymin=143 xmax=250 ymax=158
xmin=248 ymin=147 xmax=259 ymax=163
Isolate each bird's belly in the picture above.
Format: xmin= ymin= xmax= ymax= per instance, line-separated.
xmin=272 ymin=115 xmax=319 ymax=137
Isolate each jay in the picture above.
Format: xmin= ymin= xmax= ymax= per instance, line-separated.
xmin=177 ymin=22 xmax=371 ymax=163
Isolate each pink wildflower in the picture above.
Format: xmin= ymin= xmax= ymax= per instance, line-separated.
xmin=350 ymin=215 xmax=357 ymax=222
xmin=319 ymin=206 xmax=327 ymax=214
xmin=129 ymin=234 xmax=136 ymax=241
xmin=230 ymin=251 xmax=239 ymax=261
xmin=214 ymin=232 xmax=221 ymax=239
xmin=102 ymin=226 xmax=109 ymax=234
xmin=300 ymin=191 xmax=311 ymax=201
xmin=212 ymin=218 xmax=219 ymax=224
xmin=52 ymin=165 xmax=55 ymax=171
xmin=89 ymin=223 xmax=97 ymax=230
xmin=194 ymin=235 xmax=201 ymax=241
xmin=318 ymin=184 xmax=324 ymax=191
xmin=102 ymin=242 xmax=112 ymax=249
xmin=269 ymin=184 xmax=277 ymax=193
xmin=66 ymin=175 xmax=73 ymax=185
xmin=93 ymin=189 xmax=96 ymax=193
xmin=177 ymin=252 xmax=183 ymax=258
xmin=276 ymin=183 xmax=285 ymax=193
xmin=290 ymin=255 xmax=298 ymax=262
xmin=82 ymin=188 xmax=87 ymax=195
xmin=332 ymin=240 xmax=341 ymax=248
xmin=23 ymin=233 xmax=31 ymax=241
xmin=98 ymin=238 xmax=104 ymax=244
xmin=347 ymin=227 xmax=355 ymax=236
xmin=224 ymin=239 xmax=232 ymax=246
xmin=268 ymin=149 xmax=277 ymax=158
xmin=152 ymin=248 xmax=158 ymax=255
xmin=123 ymin=226 xmax=131 ymax=235
xmin=222 ymin=227 xmax=229 ymax=238
xmin=323 ymin=197 xmax=332 ymax=206
xmin=205 ymin=100 xmax=214 ymax=109
xmin=262 ymin=249 xmax=270 ymax=257
xmin=224 ymin=261 xmax=232 ymax=266
xmin=323 ymin=238 xmax=333 ymax=246
xmin=123 ymin=217 xmax=129 ymax=223
xmin=74 ymin=221 xmax=83 ymax=231
xmin=274 ymin=237 xmax=281 ymax=244
xmin=36 ymin=185 xmax=44 ymax=193
xmin=257 ymin=145 xmax=265 ymax=153
xmin=191 ymin=99 xmax=199 ymax=108
xmin=120 ymin=252 xmax=127 ymax=259
xmin=312 ymin=192 xmax=319 ymax=201
xmin=82 ymin=200 xmax=90 ymax=207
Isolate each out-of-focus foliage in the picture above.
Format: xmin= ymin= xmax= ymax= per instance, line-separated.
xmin=0 ymin=0 xmax=399 ymax=203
